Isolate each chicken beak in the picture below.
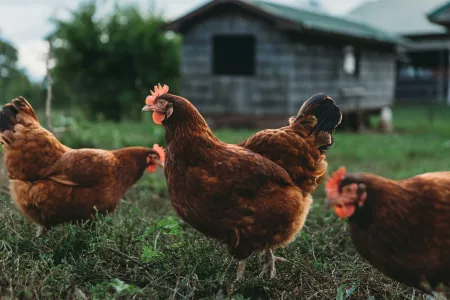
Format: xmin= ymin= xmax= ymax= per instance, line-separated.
xmin=142 ymin=104 xmax=156 ymax=112
xmin=333 ymin=204 xmax=355 ymax=219
xmin=156 ymin=159 xmax=164 ymax=168
xmin=326 ymin=197 xmax=355 ymax=219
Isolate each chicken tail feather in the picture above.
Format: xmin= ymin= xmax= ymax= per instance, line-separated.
xmin=291 ymin=93 xmax=342 ymax=153
xmin=0 ymin=96 xmax=38 ymax=133
xmin=0 ymin=105 xmax=18 ymax=133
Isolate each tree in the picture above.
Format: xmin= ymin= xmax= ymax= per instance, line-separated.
xmin=0 ymin=38 xmax=42 ymax=105
xmin=51 ymin=3 xmax=180 ymax=121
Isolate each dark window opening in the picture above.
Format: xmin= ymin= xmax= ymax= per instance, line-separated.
xmin=213 ymin=35 xmax=255 ymax=76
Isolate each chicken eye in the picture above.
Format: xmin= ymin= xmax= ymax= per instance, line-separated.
xmin=158 ymin=99 xmax=165 ymax=105
xmin=344 ymin=186 xmax=353 ymax=192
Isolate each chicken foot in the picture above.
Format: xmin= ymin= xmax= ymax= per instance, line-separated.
xmin=228 ymin=259 xmax=248 ymax=296
xmin=258 ymin=249 xmax=287 ymax=279
xmin=35 ymin=226 xmax=48 ymax=238
xmin=235 ymin=259 xmax=247 ymax=282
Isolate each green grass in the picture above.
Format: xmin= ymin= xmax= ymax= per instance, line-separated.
xmin=0 ymin=106 xmax=449 ymax=299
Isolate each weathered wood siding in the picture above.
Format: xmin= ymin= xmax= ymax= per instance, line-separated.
xmin=358 ymin=51 xmax=396 ymax=110
xmin=291 ymin=44 xmax=395 ymax=113
xmin=181 ymin=11 xmax=396 ymax=122
xmin=182 ymin=12 xmax=295 ymax=118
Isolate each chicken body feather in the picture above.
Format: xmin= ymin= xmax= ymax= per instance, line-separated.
xmin=239 ymin=94 xmax=342 ymax=195
xmin=327 ymin=170 xmax=450 ymax=296
xmin=166 ymin=141 xmax=310 ymax=260
xmin=141 ymin=89 xmax=342 ymax=281
xmin=0 ymin=97 xmax=162 ymax=228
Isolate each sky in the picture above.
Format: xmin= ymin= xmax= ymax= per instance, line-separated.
xmin=0 ymin=0 xmax=366 ymax=81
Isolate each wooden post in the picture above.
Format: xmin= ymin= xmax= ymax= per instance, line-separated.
xmin=45 ymin=38 xmax=53 ymax=132
xmin=428 ymin=88 xmax=434 ymax=125
xmin=379 ymin=106 xmax=393 ymax=133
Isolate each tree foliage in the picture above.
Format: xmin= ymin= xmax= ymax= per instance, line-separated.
xmin=51 ymin=3 xmax=180 ymax=121
xmin=0 ymin=39 xmax=43 ymax=105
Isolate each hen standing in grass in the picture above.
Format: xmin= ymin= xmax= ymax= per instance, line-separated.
xmin=325 ymin=167 xmax=450 ymax=298
xmin=142 ymin=84 xmax=341 ymax=281
xmin=0 ymin=97 xmax=165 ymax=232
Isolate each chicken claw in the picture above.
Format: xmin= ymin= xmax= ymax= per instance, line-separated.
xmin=235 ymin=259 xmax=247 ymax=282
xmin=227 ymin=259 xmax=248 ymax=296
xmin=35 ymin=226 xmax=48 ymax=238
xmin=258 ymin=249 xmax=287 ymax=279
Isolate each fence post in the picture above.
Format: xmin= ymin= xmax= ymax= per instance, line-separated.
xmin=428 ymin=88 xmax=434 ymax=125
xmin=45 ymin=38 xmax=53 ymax=132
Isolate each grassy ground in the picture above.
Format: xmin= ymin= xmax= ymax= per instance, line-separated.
xmin=0 ymin=106 xmax=449 ymax=299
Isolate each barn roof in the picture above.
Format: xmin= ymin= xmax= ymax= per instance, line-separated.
xmin=164 ymin=0 xmax=405 ymax=45
xmin=428 ymin=1 xmax=450 ymax=26
xmin=348 ymin=0 xmax=448 ymax=36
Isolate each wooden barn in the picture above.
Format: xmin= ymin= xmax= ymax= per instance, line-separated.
xmin=428 ymin=1 xmax=450 ymax=105
xmin=164 ymin=0 xmax=404 ymax=128
xmin=349 ymin=0 xmax=450 ymax=105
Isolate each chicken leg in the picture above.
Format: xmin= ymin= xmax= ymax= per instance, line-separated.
xmin=235 ymin=259 xmax=247 ymax=282
xmin=258 ymin=249 xmax=287 ymax=278
xmin=228 ymin=259 xmax=248 ymax=296
xmin=36 ymin=225 xmax=48 ymax=237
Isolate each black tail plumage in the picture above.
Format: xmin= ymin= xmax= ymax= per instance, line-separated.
xmin=0 ymin=103 xmax=19 ymax=133
xmin=293 ymin=93 xmax=342 ymax=153
xmin=0 ymin=96 xmax=37 ymax=133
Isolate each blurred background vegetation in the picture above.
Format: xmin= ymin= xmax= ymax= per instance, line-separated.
xmin=0 ymin=1 xmax=180 ymax=123
xmin=0 ymin=39 xmax=44 ymax=105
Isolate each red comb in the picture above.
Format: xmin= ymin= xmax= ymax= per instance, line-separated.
xmin=325 ymin=167 xmax=346 ymax=199
xmin=153 ymin=144 xmax=165 ymax=162
xmin=146 ymin=83 xmax=169 ymax=105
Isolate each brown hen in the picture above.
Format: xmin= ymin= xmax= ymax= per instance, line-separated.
xmin=326 ymin=167 xmax=450 ymax=298
xmin=142 ymin=84 xmax=340 ymax=281
xmin=0 ymin=97 xmax=164 ymax=232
